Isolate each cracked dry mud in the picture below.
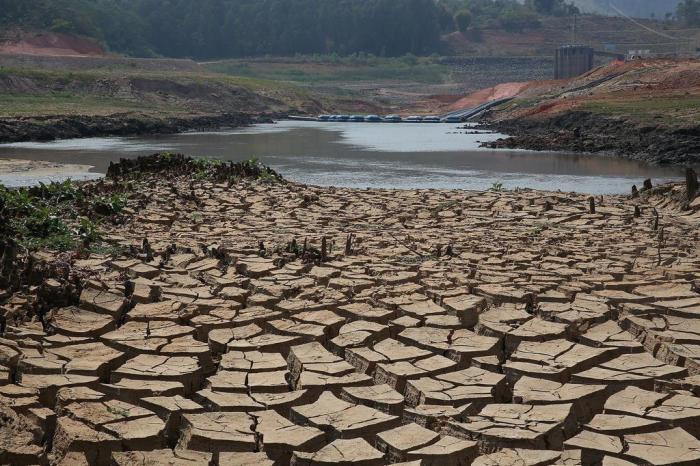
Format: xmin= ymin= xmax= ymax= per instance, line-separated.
xmin=2 ymin=170 xmax=700 ymax=466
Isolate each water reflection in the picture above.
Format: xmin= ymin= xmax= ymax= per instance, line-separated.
xmin=0 ymin=121 xmax=684 ymax=194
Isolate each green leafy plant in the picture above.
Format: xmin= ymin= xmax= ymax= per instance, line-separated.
xmin=0 ymin=181 xmax=103 ymax=252
xmin=432 ymin=200 xmax=460 ymax=212
xmin=530 ymin=222 xmax=549 ymax=237
xmin=92 ymin=194 xmax=127 ymax=216
xmin=76 ymin=218 xmax=101 ymax=245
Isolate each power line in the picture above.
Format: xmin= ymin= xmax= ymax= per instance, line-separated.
xmin=609 ymin=3 xmax=680 ymax=40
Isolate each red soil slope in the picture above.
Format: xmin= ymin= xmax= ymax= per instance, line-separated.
xmin=0 ymin=32 xmax=106 ymax=57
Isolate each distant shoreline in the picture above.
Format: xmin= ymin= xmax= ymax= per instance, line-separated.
xmin=480 ymin=111 xmax=700 ymax=168
xmin=0 ymin=113 xmax=272 ymax=145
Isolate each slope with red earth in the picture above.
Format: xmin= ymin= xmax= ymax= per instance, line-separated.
xmin=0 ymin=32 xmax=107 ymax=57
xmin=479 ymin=59 xmax=700 ymax=166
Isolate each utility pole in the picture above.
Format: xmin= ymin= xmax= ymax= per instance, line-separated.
xmin=572 ymin=14 xmax=577 ymax=44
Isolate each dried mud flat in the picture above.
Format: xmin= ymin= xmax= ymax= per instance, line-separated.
xmin=2 ymin=159 xmax=700 ymax=466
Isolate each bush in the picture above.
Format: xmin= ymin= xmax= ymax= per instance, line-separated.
xmin=0 ymin=181 xmax=102 ymax=252
xmin=455 ymin=10 xmax=473 ymax=33
xmin=500 ymin=9 xmax=541 ymax=32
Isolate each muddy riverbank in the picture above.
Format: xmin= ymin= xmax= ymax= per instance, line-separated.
xmin=0 ymin=158 xmax=100 ymax=187
xmin=0 ymin=112 xmax=271 ymax=144
xmin=481 ymin=111 xmax=700 ymax=167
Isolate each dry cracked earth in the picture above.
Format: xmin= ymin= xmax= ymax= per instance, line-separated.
xmin=2 ymin=173 xmax=700 ymax=466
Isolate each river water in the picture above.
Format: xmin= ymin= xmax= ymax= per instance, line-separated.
xmin=0 ymin=121 xmax=684 ymax=193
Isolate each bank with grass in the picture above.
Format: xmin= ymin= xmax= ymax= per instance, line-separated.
xmin=0 ymin=61 xmax=320 ymax=143
xmin=0 ymin=154 xmax=281 ymax=290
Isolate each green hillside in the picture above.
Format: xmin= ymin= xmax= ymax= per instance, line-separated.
xmin=0 ymin=0 xmax=443 ymax=58
xmin=569 ymin=0 xmax=681 ymax=18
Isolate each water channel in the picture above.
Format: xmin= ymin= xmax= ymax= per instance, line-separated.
xmin=0 ymin=121 xmax=683 ymax=193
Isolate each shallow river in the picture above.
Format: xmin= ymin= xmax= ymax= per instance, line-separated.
xmin=0 ymin=121 xmax=684 ymax=193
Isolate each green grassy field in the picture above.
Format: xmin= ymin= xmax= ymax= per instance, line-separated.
xmin=0 ymin=93 xmax=174 ymax=117
xmin=204 ymin=55 xmax=453 ymax=85
xmin=583 ymin=97 xmax=700 ymax=126
xmin=2 ymin=55 xmax=427 ymax=117
xmin=0 ymin=63 xmax=322 ymax=118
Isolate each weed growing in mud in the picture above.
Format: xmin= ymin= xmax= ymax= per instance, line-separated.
xmin=31 ymin=180 xmax=83 ymax=204
xmin=106 ymin=405 xmax=130 ymax=418
xmin=489 ymin=182 xmax=505 ymax=192
xmin=224 ymin=157 xmax=280 ymax=184
xmin=193 ymin=157 xmax=225 ymax=180
xmin=87 ymin=241 xmax=128 ymax=257
xmin=395 ymin=254 xmax=439 ymax=264
xmin=77 ymin=218 xmax=102 ymax=245
xmin=15 ymin=221 xmax=77 ymax=251
xmin=91 ymin=194 xmax=128 ymax=216
xmin=432 ymin=200 xmax=460 ymax=212
xmin=256 ymin=169 xmax=278 ymax=184
xmin=1 ymin=187 xmax=76 ymax=251
xmin=0 ymin=181 xmax=111 ymax=252
xmin=530 ymin=222 xmax=550 ymax=237
xmin=107 ymin=153 xmax=283 ymax=185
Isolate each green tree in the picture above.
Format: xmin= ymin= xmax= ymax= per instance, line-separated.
xmin=0 ymin=0 xmax=445 ymax=58
xmin=500 ymin=8 xmax=540 ymax=33
xmin=527 ymin=0 xmax=579 ymax=16
xmin=455 ymin=9 xmax=473 ymax=33
xmin=437 ymin=3 xmax=456 ymax=32
xmin=678 ymin=0 xmax=700 ymax=26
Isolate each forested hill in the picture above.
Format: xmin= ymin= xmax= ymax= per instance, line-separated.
xmin=5 ymin=0 xmax=683 ymax=59
xmin=569 ymin=0 xmax=682 ymax=18
xmin=0 ymin=0 xmax=443 ymax=59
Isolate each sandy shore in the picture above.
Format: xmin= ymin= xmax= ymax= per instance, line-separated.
xmin=0 ymin=158 xmax=103 ymax=186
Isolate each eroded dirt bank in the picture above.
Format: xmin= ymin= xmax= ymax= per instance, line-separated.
xmin=482 ymin=111 xmax=700 ymax=166
xmin=1 ymin=155 xmax=700 ymax=465
xmin=0 ymin=113 xmax=267 ymax=143
xmin=473 ymin=59 xmax=700 ymax=167
xmin=0 ymin=53 xmax=313 ymax=143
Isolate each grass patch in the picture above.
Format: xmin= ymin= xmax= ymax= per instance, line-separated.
xmin=0 ymin=64 xmax=312 ymax=118
xmin=107 ymin=153 xmax=284 ymax=185
xmin=204 ymin=55 xmax=452 ymax=85
xmin=431 ymin=200 xmax=460 ymax=213
xmin=0 ymin=66 xmax=103 ymax=84
xmin=0 ymin=180 xmax=128 ymax=252
xmin=582 ymin=97 xmax=700 ymax=125
xmin=0 ymin=93 xmax=166 ymax=117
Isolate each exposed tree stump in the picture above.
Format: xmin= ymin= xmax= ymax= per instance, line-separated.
xmin=687 ymin=168 xmax=698 ymax=201
xmin=588 ymin=197 xmax=596 ymax=214
xmin=345 ymin=234 xmax=354 ymax=256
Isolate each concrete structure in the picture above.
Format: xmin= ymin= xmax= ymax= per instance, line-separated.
xmin=555 ymin=45 xmax=594 ymax=79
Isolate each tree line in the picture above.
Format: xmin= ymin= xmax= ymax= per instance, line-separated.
xmin=678 ymin=0 xmax=700 ymax=26
xmin=438 ymin=0 xmax=578 ymax=34
xmin=0 ymin=0 xmax=600 ymax=59
xmin=0 ymin=0 xmax=443 ymax=58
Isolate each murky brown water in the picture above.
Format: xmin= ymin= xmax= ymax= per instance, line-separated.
xmin=0 ymin=121 xmax=684 ymax=193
